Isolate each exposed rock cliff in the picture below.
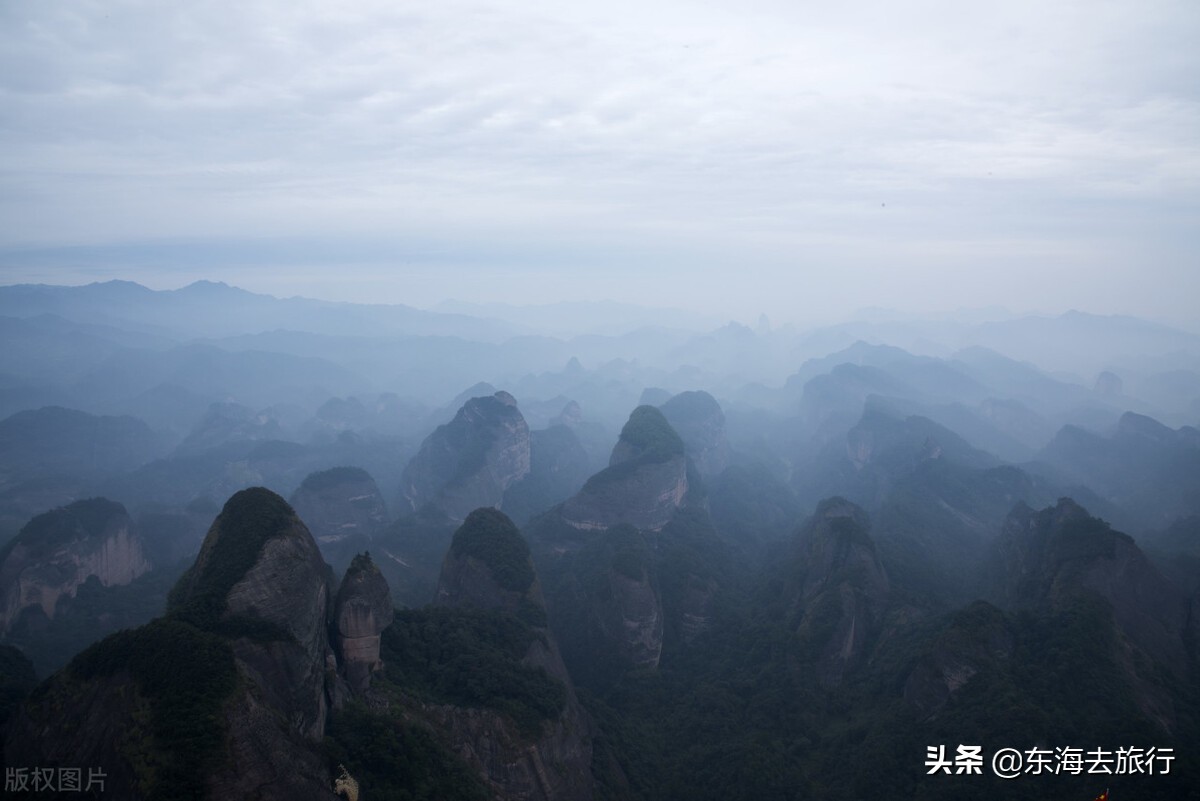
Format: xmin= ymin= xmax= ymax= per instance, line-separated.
xmin=788 ymin=497 xmax=890 ymax=686
xmin=432 ymin=508 xmax=595 ymax=801
xmin=172 ymin=487 xmax=335 ymax=741
xmin=557 ymin=524 xmax=663 ymax=676
xmin=5 ymin=488 xmax=341 ymax=800
xmin=0 ymin=498 xmax=150 ymax=634
xmin=334 ymin=552 xmax=394 ymax=694
xmin=291 ymin=466 xmax=388 ymax=570
xmin=560 ymin=406 xmax=688 ymax=532
xmin=402 ymin=391 xmax=532 ymax=521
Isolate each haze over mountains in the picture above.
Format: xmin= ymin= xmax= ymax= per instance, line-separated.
xmin=0 ymin=279 xmax=1198 ymax=800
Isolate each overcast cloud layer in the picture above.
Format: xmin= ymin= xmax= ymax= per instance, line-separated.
xmin=1 ymin=0 xmax=1197 ymax=325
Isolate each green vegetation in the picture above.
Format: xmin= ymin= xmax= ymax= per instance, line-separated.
xmin=346 ymin=550 xmax=380 ymax=576
xmin=6 ymin=562 xmax=187 ymax=676
xmin=383 ymin=606 xmax=565 ymax=737
xmin=167 ymin=487 xmax=298 ymax=633
xmin=325 ymin=704 xmax=488 ymax=801
xmin=67 ymin=618 xmax=238 ymax=801
xmin=0 ymin=497 xmax=127 ymax=564
xmin=450 ymin=508 xmax=535 ymax=593
xmin=298 ymin=465 xmax=372 ymax=494
xmin=617 ymin=405 xmax=684 ymax=460
xmin=576 ymin=406 xmax=686 ymax=496
xmin=537 ymin=493 xmax=1200 ymax=801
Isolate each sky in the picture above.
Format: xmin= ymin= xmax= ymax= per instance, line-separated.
xmin=0 ymin=0 xmax=1197 ymax=327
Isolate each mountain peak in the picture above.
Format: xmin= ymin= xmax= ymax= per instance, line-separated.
xmin=610 ymin=405 xmax=684 ymax=466
xmin=168 ymin=487 xmax=323 ymax=636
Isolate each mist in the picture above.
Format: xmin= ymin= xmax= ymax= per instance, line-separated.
xmin=2 ymin=1 xmax=1199 ymax=798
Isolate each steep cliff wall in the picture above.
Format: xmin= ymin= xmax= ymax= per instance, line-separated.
xmin=0 ymin=498 xmax=150 ymax=633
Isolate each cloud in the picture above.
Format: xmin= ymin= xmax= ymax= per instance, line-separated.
xmin=0 ymin=0 xmax=1197 ymax=322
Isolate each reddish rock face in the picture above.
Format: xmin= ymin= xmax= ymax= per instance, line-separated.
xmin=0 ymin=498 xmax=150 ymax=634
xmin=334 ymin=553 xmax=394 ymax=693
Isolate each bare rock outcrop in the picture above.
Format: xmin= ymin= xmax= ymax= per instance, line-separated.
xmin=434 ymin=508 xmax=595 ymax=801
xmin=172 ymin=487 xmax=337 ymax=745
xmin=560 ymin=406 xmax=688 ymax=532
xmin=0 ymin=498 xmax=150 ymax=634
xmin=5 ymin=487 xmax=341 ymax=800
xmin=401 ymin=391 xmax=532 ymax=521
xmin=789 ymin=497 xmax=890 ymax=686
xmin=334 ymin=552 xmax=393 ymax=693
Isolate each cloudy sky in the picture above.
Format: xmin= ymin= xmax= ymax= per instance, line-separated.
xmin=1 ymin=0 xmax=1197 ymax=326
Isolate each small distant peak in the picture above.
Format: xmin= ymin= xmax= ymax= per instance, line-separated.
xmin=639 ymin=387 xmax=672 ymax=407
xmin=661 ymin=389 xmax=722 ymax=418
xmin=175 ymin=280 xmax=253 ymax=297
xmin=452 ymin=381 xmax=497 ymax=406
xmin=1093 ymin=370 xmax=1123 ymax=397
xmin=1115 ymin=411 xmax=1174 ymax=445
xmin=555 ymin=400 xmax=583 ymax=427
xmin=718 ymin=320 xmax=754 ymax=337
xmin=564 ymin=356 xmax=585 ymax=374
xmin=88 ymin=279 xmax=153 ymax=294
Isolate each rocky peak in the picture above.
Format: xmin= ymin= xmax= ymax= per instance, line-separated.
xmin=432 ymin=508 xmax=596 ymax=800
xmin=552 ymin=400 xmax=584 ymax=429
xmin=435 ymin=508 xmax=542 ymax=619
xmin=7 ymin=487 xmax=342 ymax=800
xmin=334 ymin=552 xmax=394 ymax=694
xmin=0 ymin=498 xmax=150 ymax=634
xmin=1114 ymin=410 xmax=1178 ymax=447
xmin=290 ymin=466 xmax=388 ymax=570
xmin=401 ymin=391 xmax=532 ymax=521
xmin=994 ymin=498 xmax=1188 ymax=677
xmin=659 ymin=390 xmax=731 ymax=478
xmin=795 ymin=498 xmax=890 ymax=604
xmin=170 ymin=487 xmax=334 ymax=740
xmin=789 ymin=497 xmax=890 ymax=686
xmin=1094 ymin=370 xmax=1123 ymax=396
xmin=560 ymin=407 xmax=688 ymax=532
xmin=608 ymin=405 xmax=684 ymax=466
